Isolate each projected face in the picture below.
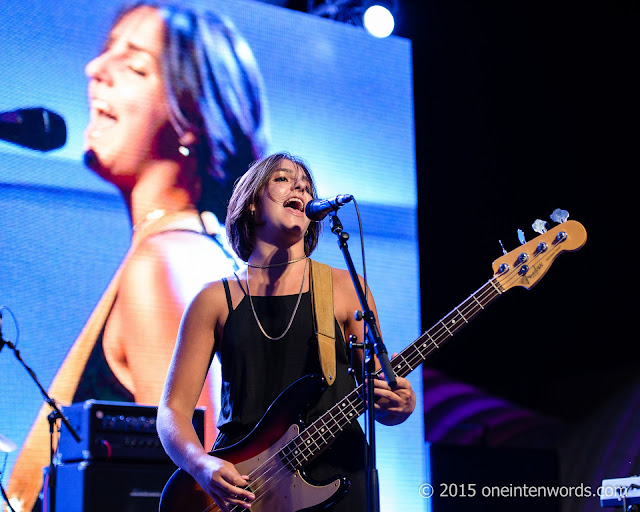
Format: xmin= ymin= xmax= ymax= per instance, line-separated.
xmin=84 ymin=6 xmax=179 ymax=189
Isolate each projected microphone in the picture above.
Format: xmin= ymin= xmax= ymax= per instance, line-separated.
xmin=305 ymin=194 xmax=354 ymax=221
xmin=0 ymin=310 xmax=12 ymax=354
xmin=0 ymin=107 xmax=67 ymax=151
xmin=0 ymin=310 xmax=4 ymax=353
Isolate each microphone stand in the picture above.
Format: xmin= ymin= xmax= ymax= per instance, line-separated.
xmin=0 ymin=473 xmax=17 ymax=512
xmin=328 ymin=213 xmax=396 ymax=512
xmin=0 ymin=335 xmax=81 ymax=512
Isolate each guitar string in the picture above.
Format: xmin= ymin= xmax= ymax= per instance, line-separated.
xmin=228 ymin=272 xmax=522 ymax=508
xmin=392 ymin=241 xmax=557 ymax=374
xmin=226 ymin=282 xmax=501 ymax=508
xmin=403 ymin=249 xmax=560 ymax=383
xmin=389 ymin=255 xmax=532 ymax=374
xmin=230 ymin=301 xmax=493 ymax=509
xmin=221 ymin=246 xmax=553 ymax=510
xmin=395 ymin=280 xmax=500 ymax=371
xmin=228 ymin=390 xmax=364 ymax=511
xmin=233 ymin=276 xmax=512 ymax=508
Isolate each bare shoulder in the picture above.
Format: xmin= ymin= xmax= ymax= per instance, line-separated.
xmin=190 ymin=278 xmax=231 ymax=313
xmin=330 ymin=267 xmax=360 ymax=322
xmin=330 ymin=266 xmax=380 ymax=324
xmin=331 ymin=266 xmax=351 ymax=287
xmin=121 ymin=233 xmax=191 ymax=282
xmin=184 ymin=276 xmax=241 ymax=350
xmin=331 ymin=267 xmax=367 ymax=296
xmin=123 ymin=232 xmax=239 ymax=300
xmin=130 ymin=231 xmax=225 ymax=267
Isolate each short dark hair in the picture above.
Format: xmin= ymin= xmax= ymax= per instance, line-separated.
xmin=226 ymin=152 xmax=321 ymax=262
xmin=118 ymin=2 xmax=269 ymax=221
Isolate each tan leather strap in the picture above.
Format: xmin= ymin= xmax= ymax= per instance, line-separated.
xmin=309 ymin=259 xmax=336 ymax=386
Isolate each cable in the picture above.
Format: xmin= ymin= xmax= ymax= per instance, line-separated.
xmin=0 ymin=306 xmax=20 ymax=349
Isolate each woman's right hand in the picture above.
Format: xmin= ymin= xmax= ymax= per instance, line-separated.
xmin=193 ymin=454 xmax=255 ymax=511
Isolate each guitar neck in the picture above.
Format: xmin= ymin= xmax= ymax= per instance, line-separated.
xmin=279 ymin=277 xmax=505 ymax=470
xmin=388 ymin=278 xmax=503 ymax=379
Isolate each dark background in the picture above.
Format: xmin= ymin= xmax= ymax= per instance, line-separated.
xmin=399 ymin=0 xmax=637 ymax=423
xmin=286 ymin=0 xmax=638 ymax=424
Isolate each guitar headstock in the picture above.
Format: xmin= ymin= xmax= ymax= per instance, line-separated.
xmin=492 ymin=219 xmax=587 ymax=291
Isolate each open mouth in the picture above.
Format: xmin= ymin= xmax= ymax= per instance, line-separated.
xmin=92 ymin=99 xmax=117 ymax=120
xmin=283 ymin=197 xmax=304 ymax=213
xmin=87 ymin=99 xmax=117 ymax=139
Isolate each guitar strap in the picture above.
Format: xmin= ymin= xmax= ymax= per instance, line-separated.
xmin=309 ymin=259 xmax=336 ymax=386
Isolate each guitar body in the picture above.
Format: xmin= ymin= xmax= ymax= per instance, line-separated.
xmin=160 ymin=219 xmax=588 ymax=512
xmin=159 ymin=374 xmax=350 ymax=512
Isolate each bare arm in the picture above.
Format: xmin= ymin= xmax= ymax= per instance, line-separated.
xmin=333 ymin=268 xmax=416 ymax=426
xmin=156 ymin=282 xmax=255 ymax=511
xmin=104 ymin=232 xmax=224 ymax=444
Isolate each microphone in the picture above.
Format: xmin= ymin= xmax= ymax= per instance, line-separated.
xmin=305 ymin=194 xmax=354 ymax=221
xmin=0 ymin=107 xmax=67 ymax=151
xmin=0 ymin=310 xmax=16 ymax=354
xmin=0 ymin=311 xmax=9 ymax=354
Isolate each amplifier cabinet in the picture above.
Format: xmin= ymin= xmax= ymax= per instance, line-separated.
xmin=54 ymin=460 xmax=177 ymax=512
xmin=57 ymin=400 xmax=205 ymax=463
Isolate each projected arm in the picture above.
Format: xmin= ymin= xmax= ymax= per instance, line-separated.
xmin=103 ymin=231 xmax=223 ymax=446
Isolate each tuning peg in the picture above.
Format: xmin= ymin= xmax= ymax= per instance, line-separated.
xmin=532 ymin=219 xmax=549 ymax=234
xmin=498 ymin=239 xmax=508 ymax=255
xmin=517 ymin=229 xmax=526 ymax=245
xmin=550 ymin=208 xmax=569 ymax=224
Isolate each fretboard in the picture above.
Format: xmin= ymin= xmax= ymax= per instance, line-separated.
xmin=278 ymin=277 xmax=505 ymax=471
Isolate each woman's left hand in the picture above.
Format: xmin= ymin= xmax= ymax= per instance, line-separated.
xmin=371 ymin=369 xmax=416 ymax=426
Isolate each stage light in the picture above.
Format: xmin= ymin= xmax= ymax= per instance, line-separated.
xmin=363 ymin=3 xmax=395 ymax=38
xmin=305 ymin=1 xmax=399 ymax=38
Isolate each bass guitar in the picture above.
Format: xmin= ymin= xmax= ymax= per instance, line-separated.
xmin=160 ymin=218 xmax=587 ymax=512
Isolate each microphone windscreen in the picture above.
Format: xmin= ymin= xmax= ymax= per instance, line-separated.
xmin=0 ymin=108 xmax=67 ymax=151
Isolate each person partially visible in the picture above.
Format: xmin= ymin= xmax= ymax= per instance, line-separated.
xmin=157 ymin=153 xmax=416 ymax=511
xmin=6 ymin=3 xmax=268 ymax=511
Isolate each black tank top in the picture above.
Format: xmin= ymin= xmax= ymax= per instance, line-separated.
xmin=215 ymin=279 xmax=367 ymax=511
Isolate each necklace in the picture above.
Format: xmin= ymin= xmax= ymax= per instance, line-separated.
xmin=132 ymin=209 xmax=169 ymax=232
xmin=246 ymin=257 xmax=308 ymax=341
xmin=132 ymin=207 xmax=196 ymax=232
xmin=247 ymin=254 xmax=308 ymax=269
